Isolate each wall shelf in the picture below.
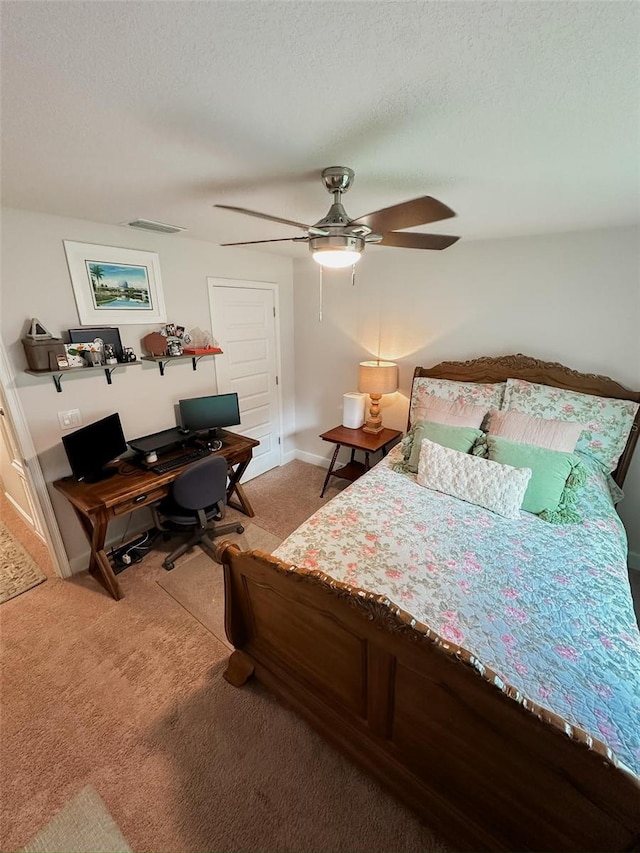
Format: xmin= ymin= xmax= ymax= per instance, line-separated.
xmin=141 ymin=351 xmax=222 ymax=376
xmin=25 ymin=361 xmax=141 ymax=393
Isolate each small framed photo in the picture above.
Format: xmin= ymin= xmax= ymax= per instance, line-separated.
xmin=164 ymin=323 xmax=177 ymax=337
xmin=63 ymin=241 xmax=166 ymax=325
xmin=176 ymin=325 xmax=185 ymax=339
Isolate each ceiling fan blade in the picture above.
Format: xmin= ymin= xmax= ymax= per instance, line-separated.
xmin=379 ymin=232 xmax=460 ymax=250
xmin=220 ymin=237 xmax=308 ymax=246
xmin=351 ymin=196 xmax=456 ymax=234
xmin=215 ymin=204 xmax=316 ymax=232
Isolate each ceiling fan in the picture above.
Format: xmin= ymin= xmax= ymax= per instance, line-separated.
xmin=214 ymin=166 xmax=460 ymax=269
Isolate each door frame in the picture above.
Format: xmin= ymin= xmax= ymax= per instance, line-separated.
xmin=0 ymin=339 xmax=71 ymax=578
xmin=207 ymin=277 xmax=284 ymax=471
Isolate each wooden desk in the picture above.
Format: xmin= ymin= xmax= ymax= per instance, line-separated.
xmin=53 ymin=429 xmax=259 ymax=601
xmin=319 ymin=425 xmax=402 ymax=497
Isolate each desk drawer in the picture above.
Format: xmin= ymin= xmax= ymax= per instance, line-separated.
xmin=112 ymin=487 xmax=166 ymax=516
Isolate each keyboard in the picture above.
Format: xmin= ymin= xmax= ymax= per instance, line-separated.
xmin=149 ymin=446 xmax=210 ymax=474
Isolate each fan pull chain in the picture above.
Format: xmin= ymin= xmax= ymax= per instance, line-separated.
xmin=352 ymin=264 xmax=356 ymax=286
xmin=318 ymin=265 xmax=323 ymax=322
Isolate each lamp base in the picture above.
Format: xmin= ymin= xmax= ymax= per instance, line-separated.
xmin=363 ymin=393 xmax=384 ymax=434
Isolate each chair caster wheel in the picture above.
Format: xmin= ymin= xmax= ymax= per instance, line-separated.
xmin=163 ymin=561 xmax=175 ymax=571
xmin=236 ymin=525 xmax=244 ymax=534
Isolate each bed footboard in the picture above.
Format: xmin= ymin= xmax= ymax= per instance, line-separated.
xmin=218 ymin=542 xmax=640 ymax=852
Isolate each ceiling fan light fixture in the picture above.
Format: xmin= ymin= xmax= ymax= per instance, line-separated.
xmin=309 ymin=234 xmax=364 ymax=268
xmin=312 ymin=249 xmax=362 ymax=269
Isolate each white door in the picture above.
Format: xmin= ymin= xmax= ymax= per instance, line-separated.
xmin=208 ymin=279 xmax=281 ymax=481
xmin=0 ymin=389 xmax=44 ymax=538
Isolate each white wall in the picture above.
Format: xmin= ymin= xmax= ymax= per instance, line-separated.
xmin=0 ymin=207 xmax=294 ymax=571
xmin=292 ymin=226 xmax=640 ymax=559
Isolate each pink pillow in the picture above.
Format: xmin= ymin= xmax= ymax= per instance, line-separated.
xmin=487 ymin=409 xmax=583 ymax=452
xmin=413 ymin=396 xmax=487 ymax=429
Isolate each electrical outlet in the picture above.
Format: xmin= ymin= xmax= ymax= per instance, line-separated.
xmin=57 ymin=409 xmax=82 ymax=430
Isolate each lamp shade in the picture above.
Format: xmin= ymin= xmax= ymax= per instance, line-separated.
xmin=358 ymin=361 xmax=398 ymax=395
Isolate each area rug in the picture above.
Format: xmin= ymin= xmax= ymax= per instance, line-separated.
xmin=157 ymin=522 xmax=282 ymax=649
xmin=237 ymin=458 xmax=345 ymax=539
xmin=22 ymin=785 xmax=131 ymax=852
xmin=0 ymin=519 xmax=46 ymax=603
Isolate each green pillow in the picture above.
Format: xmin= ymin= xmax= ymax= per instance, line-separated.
xmin=486 ymin=435 xmax=586 ymax=521
xmin=402 ymin=420 xmax=483 ymax=474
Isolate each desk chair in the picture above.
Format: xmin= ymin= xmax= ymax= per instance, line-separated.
xmin=151 ymin=455 xmax=244 ymax=570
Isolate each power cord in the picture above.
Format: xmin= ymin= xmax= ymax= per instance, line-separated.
xmin=108 ymin=527 xmax=161 ymax=572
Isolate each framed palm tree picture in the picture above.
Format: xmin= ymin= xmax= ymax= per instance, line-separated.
xmin=63 ymin=241 xmax=166 ymax=325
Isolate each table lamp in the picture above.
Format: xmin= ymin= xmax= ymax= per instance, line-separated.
xmin=358 ymin=360 xmax=398 ymax=434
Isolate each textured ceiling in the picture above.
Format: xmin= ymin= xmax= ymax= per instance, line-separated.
xmin=2 ymin=1 xmax=639 ymax=256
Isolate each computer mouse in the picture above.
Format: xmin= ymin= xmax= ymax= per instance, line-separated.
xmin=209 ymin=439 xmax=223 ymax=451
xmin=177 ymin=427 xmax=191 ymax=435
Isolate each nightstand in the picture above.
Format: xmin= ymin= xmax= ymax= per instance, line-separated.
xmin=319 ymin=425 xmax=402 ymax=497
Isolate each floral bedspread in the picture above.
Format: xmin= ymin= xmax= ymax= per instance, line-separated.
xmin=274 ymin=445 xmax=640 ymax=777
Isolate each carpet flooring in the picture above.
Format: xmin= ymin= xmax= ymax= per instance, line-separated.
xmin=0 ymin=519 xmax=47 ymax=603
xmin=0 ymin=489 xmax=55 ymax=578
xmin=157 ymin=523 xmax=282 ymax=650
xmin=1 ymin=461 xmax=449 ymax=853
xmin=227 ymin=458 xmax=346 ymax=539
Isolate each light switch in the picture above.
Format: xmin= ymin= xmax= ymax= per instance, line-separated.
xmin=58 ymin=409 xmax=82 ymax=430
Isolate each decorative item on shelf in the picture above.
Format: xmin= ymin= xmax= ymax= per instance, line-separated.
xmin=148 ymin=322 xmax=190 ymax=357
xmin=55 ymin=354 xmax=70 ymax=370
xmin=358 ymin=360 xmax=399 ymax=434
xmin=89 ymin=338 xmax=105 ymax=365
xmin=142 ymin=331 xmax=168 ymax=356
xmin=167 ymin=339 xmax=183 ymax=357
xmin=69 ymin=327 xmax=124 ymax=363
xmin=63 ymin=345 xmax=86 ymax=368
xmin=22 ymin=319 xmax=66 ymax=371
xmin=84 ymin=350 xmax=104 ymax=367
xmin=104 ymin=343 xmax=118 ymax=365
xmin=182 ymin=326 xmax=222 ymax=355
xmin=66 ymin=339 xmax=105 ymax=367
xmin=25 ymin=318 xmax=54 ymax=340
xmin=123 ymin=347 xmax=137 ymax=363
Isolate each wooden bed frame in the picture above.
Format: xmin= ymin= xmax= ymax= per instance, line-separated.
xmin=217 ymin=354 xmax=640 ymax=852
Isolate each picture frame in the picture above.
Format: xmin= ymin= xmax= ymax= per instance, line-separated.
xmin=68 ymin=327 xmax=124 ymax=363
xmin=63 ymin=241 xmax=166 ymax=325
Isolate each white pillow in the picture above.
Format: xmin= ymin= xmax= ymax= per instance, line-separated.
xmin=417 ymin=438 xmax=531 ymax=519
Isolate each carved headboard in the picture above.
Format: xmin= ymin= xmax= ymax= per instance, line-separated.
xmin=412 ymin=353 xmax=640 ymax=486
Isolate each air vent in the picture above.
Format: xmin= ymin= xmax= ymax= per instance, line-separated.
xmin=125 ymin=219 xmax=186 ymax=234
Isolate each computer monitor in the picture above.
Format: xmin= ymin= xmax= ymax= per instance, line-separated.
xmin=179 ymin=392 xmax=241 ymax=439
xmin=62 ymin=413 xmax=127 ymax=483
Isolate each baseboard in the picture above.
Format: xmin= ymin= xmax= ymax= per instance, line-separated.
xmin=69 ymin=553 xmax=90 ymax=575
xmin=628 ymin=551 xmax=640 ymax=571
xmin=68 ymin=518 xmax=152 ymax=575
xmin=294 ymin=449 xmax=329 ymax=468
xmin=281 ymin=449 xmax=296 ymax=465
